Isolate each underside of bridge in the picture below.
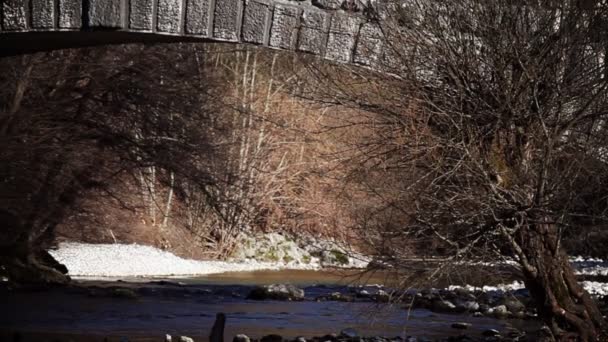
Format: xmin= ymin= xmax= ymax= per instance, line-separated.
xmin=0 ymin=0 xmax=389 ymax=66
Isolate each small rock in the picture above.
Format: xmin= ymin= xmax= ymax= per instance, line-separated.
xmin=326 ymin=292 xmax=353 ymax=302
xmin=356 ymin=289 xmax=371 ymax=298
xmin=340 ymin=328 xmax=358 ymax=338
xmin=492 ymin=305 xmax=509 ymax=318
xmin=432 ymin=299 xmax=457 ymax=313
xmin=373 ymin=289 xmax=390 ymax=303
xmin=261 ymin=334 xmax=283 ymax=342
xmin=368 ymin=337 xmax=387 ymax=342
xmin=179 ymin=336 xmax=194 ymax=342
xmin=247 ymin=284 xmax=304 ymax=301
xmin=446 ymin=335 xmax=473 ymax=342
xmin=504 ymin=298 xmax=525 ymax=313
xmin=165 ymin=334 xmax=172 ymax=342
xmin=482 ymin=329 xmax=500 ymax=337
xmin=512 ymin=310 xmax=526 ymax=319
xmin=320 ymin=333 xmax=338 ymax=342
xmin=451 ymin=322 xmax=472 ymax=330
xmin=506 ymin=328 xmax=525 ymax=339
xmin=295 ymin=337 xmax=307 ymax=342
xmin=234 ymin=334 xmax=250 ymax=342
xmin=456 ymin=300 xmax=479 ymax=312
xmin=111 ymin=288 xmax=138 ymax=299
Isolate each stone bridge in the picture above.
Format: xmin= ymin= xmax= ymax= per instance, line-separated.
xmin=0 ymin=0 xmax=390 ymax=67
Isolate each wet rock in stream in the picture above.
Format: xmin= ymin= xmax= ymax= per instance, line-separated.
xmin=247 ymin=284 xmax=305 ymax=301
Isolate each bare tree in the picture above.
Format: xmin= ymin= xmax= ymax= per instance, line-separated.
xmin=300 ymin=0 xmax=608 ymax=340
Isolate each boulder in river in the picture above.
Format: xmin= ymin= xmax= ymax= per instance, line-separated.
xmin=247 ymin=284 xmax=305 ymax=301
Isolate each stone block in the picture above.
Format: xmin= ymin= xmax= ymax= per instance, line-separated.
xmin=58 ymin=0 xmax=82 ymax=29
xmin=312 ymin=0 xmax=342 ymax=10
xmin=31 ymin=0 xmax=55 ymax=29
xmin=185 ymin=0 xmax=212 ymax=36
xmin=87 ymin=0 xmax=122 ymax=28
xmin=354 ymin=22 xmax=383 ymax=66
xmin=157 ymin=0 xmax=182 ymax=33
xmin=269 ymin=4 xmax=299 ymax=50
xmin=130 ymin=0 xmax=154 ymax=30
xmin=298 ymin=9 xmax=329 ymax=54
xmin=242 ymin=0 xmax=270 ymax=45
xmin=325 ymin=14 xmax=360 ymax=63
xmin=213 ymin=0 xmax=241 ymax=41
xmin=2 ymin=0 xmax=28 ymax=30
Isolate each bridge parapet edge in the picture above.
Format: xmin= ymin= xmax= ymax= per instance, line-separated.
xmin=1 ymin=0 xmax=390 ymax=69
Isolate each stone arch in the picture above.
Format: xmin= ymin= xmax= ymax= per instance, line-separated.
xmin=0 ymin=0 xmax=386 ymax=67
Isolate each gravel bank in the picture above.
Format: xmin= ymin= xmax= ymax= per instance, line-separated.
xmin=49 ymin=242 xmax=319 ymax=278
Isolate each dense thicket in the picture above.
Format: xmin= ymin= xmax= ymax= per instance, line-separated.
xmin=0 ymin=43 xmax=369 ymax=281
xmin=0 ymin=45 xmax=224 ymax=283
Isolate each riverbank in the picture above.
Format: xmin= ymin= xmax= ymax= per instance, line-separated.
xmin=46 ymin=241 xmax=608 ymax=300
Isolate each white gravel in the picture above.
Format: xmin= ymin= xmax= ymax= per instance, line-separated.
xmin=583 ymin=281 xmax=608 ymax=297
xmin=570 ymin=257 xmax=608 ymax=276
xmin=49 ymin=242 xmax=319 ymax=278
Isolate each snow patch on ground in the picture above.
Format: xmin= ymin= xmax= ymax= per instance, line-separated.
xmin=449 ymin=280 xmax=608 ymax=298
xmin=448 ymin=281 xmax=526 ymax=293
xmin=570 ymin=256 xmax=608 ymax=276
xmin=49 ymin=242 xmax=321 ymax=278
xmin=583 ymin=281 xmax=608 ymax=297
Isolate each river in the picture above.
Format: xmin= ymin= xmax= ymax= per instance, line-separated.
xmin=0 ymin=270 xmax=537 ymax=342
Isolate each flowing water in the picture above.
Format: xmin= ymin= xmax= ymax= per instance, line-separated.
xmin=0 ymin=270 xmax=536 ymax=342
